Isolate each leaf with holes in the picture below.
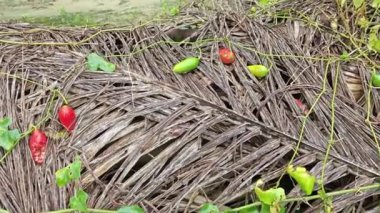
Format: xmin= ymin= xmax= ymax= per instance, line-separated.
xmin=87 ymin=53 xmax=116 ymax=73
xmin=199 ymin=203 xmax=220 ymax=213
xmin=69 ymin=189 xmax=88 ymax=212
xmin=68 ymin=156 xmax=81 ymax=180
xmin=117 ymin=205 xmax=145 ymax=213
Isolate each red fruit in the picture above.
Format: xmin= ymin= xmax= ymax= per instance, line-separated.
xmin=294 ymin=99 xmax=309 ymax=115
xmin=29 ymin=129 xmax=48 ymax=165
xmin=58 ymin=105 xmax=76 ymax=131
xmin=219 ymin=48 xmax=235 ymax=65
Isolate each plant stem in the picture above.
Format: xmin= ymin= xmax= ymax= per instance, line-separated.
xmin=231 ymin=183 xmax=380 ymax=211
xmin=320 ymin=62 xmax=341 ymax=194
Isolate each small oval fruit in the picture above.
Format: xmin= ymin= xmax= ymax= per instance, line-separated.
xmin=29 ymin=129 xmax=48 ymax=165
xmin=248 ymin=64 xmax=269 ymax=78
xmin=58 ymin=105 xmax=76 ymax=131
xmin=219 ymin=48 xmax=235 ymax=65
xmin=172 ymin=57 xmax=200 ymax=74
xmin=371 ymin=73 xmax=380 ymax=87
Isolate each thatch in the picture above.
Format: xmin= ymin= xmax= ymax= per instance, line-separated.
xmin=0 ymin=1 xmax=379 ymax=212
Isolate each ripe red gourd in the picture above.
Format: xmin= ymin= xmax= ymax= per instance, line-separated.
xmin=29 ymin=129 xmax=48 ymax=165
xmin=58 ymin=105 xmax=76 ymax=131
xmin=294 ymin=99 xmax=309 ymax=115
xmin=219 ymin=48 xmax=235 ymax=65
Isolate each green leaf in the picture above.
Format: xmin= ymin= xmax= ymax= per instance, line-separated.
xmin=0 ymin=117 xmax=11 ymax=128
xmin=254 ymin=180 xmax=286 ymax=205
xmin=368 ymin=32 xmax=380 ymax=52
xmin=199 ymin=203 xmax=220 ymax=213
xmin=0 ymin=118 xmax=20 ymax=151
xmin=260 ymin=204 xmax=286 ymax=213
xmin=238 ymin=206 xmax=259 ymax=213
xmin=260 ymin=204 xmax=270 ymax=213
xmin=86 ymin=53 xmax=116 ymax=73
xmin=170 ymin=6 xmax=180 ymax=16
xmin=371 ymin=0 xmax=380 ymax=8
xmin=287 ymin=165 xmax=316 ymax=195
xmin=340 ymin=0 xmax=347 ymax=7
xmin=357 ymin=17 xmax=369 ymax=29
xmin=258 ymin=0 xmax=270 ymax=6
xmin=340 ymin=51 xmax=349 ymax=62
xmin=0 ymin=131 xmax=13 ymax=151
xmin=68 ymin=157 xmax=81 ymax=180
xmin=117 ymin=205 xmax=145 ymax=213
xmin=69 ymin=189 xmax=88 ymax=212
xmin=8 ymin=129 xmax=21 ymax=141
xmin=55 ymin=156 xmax=82 ymax=187
xmin=353 ymin=0 xmax=365 ymax=9
xmin=55 ymin=167 xmax=70 ymax=187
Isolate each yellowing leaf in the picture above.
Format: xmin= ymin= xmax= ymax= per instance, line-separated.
xmin=368 ymin=33 xmax=380 ymax=52
xmin=353 ymin=0 xmax=365 ymax=8
xmin=372 ymin=0 xmax=380 ymax=8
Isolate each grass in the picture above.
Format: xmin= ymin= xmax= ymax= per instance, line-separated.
xmin=19 ymin=9 xmax=99 ymax=27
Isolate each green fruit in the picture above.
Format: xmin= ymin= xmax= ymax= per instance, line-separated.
xmin=371 ymin=73 xmax=380 ymax=87
xmin=247 ymin=65 xmax=269 ymax=78
xmin=287 ymin=165 xmax=316 ymax=195
xmin=173 ymin=57 xmax=200 ymax=74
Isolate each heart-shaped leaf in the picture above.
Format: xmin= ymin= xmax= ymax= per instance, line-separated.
xmin=287 ymin=165 xmax=316 ymax=195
